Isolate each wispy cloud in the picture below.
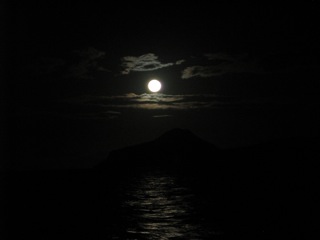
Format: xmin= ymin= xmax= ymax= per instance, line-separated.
xmin=75 ymin=92 xmax=287 ymax=111
xmin=120 ymin=53 xmax=183 ymax=74
xmin=260 ymin=51 xmax=320 ymax=73
xmin=22 ymin=47 xmax=112 ymax=80
xmin=181 ymin=52 xmax=265 ymax=79
xmin=65 ymin=47 xmax=111 ymax=79
xmin=65 ymin=93 xmax=224 ymax=110
xmin=153 ymin=115 xmax=172 ymax=118
xmin=16 ymin=107 xmax=122 ymax=120
xmin=22 ymin=92 xmax=298 ymax=121
xmin=182 ymin=66 xmax=223 ymax=79
xmin=204 ymin=52 xmax=241 ymax=61
xmin=176 ymin=59 xmax=186 ymax=65
xmin=24 ymin=57 xmax=66 ymax=76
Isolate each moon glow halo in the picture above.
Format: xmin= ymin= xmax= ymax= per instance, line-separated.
xmin=148 ymin=79 xmax=162 ymax=93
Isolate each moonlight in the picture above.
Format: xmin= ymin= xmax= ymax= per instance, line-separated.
xmin=148 ymin=79 xmax=162 ymax=93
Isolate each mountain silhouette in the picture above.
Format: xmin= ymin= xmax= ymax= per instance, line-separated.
xmin=97 ymin=128 xmax=221 ymax=171
xmin=96 ymin=128 xmax=320 ymax=180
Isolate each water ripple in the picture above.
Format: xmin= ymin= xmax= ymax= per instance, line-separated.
xmin=118 ymin=171 xmax=222 ymax=239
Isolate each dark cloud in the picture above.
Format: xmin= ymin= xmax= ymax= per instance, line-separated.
xmin=64 ymin=47 xmax=110 ymax=79
xmin=16 ymin=102 xmax=122 ymax=120
xmin=181 ymin=53 xmax=265 ymax=79
xmin=182 ymin=66 xmax=223 ymax=79
xmin=64 ymin=111 xmax=121 ymax=120
xmin=152 ymin=115 xmax=172 ymax=118
xmin=64 ymin=93 xmax=232 ymax=111
xmin=204 ymin=53 xmax=240 ymax=62
xmin=18 ymin=89 xmax=304 ymax=124
xmin=120 ymin=53 xmax=182 ymax=74
xmin=24 ymin=57 xmax=66 ymax=76
xmin=175 ymin=59 xmax=186 ymax=65
xmin=260 ymin=51 xmax=320 ymax=74
xmin=71 ymin=93 xmax=295 ymax=111
xmin=23 ymin=47 xmax=111 ymax=80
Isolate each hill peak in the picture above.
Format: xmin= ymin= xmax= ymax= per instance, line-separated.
xmin=155 ymin=128 xmax=204 ymax=144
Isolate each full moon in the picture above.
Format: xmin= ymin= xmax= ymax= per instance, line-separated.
xmin=148 ymin=79 xmax=162 ymax=92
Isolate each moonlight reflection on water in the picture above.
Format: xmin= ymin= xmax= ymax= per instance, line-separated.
xmin=117 ymin=171 xmax=222 ymax=239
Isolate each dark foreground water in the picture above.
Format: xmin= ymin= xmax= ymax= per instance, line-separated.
xmin=118 ymin=171 xmax=222 ymax=239
xmin=4 ymin=170 xmax=224 ymax=239
xmin=3 ymin=167 xmax=314 ymax=239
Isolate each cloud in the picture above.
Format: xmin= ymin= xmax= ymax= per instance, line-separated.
xmin=260 ymin=51 xmax=320 ymax=74
xmin=76 ymin=47 xmax=105 ymax=60
xmin=65 ymin=93 xmax=222 ymax=110
xmin=97 ymin=66 xmax=112 ymax=72
xmin=121 ymin=53 xmax=179 ymax=74
xmin=22 ymin=47 xmax=112 ymax=80
xmin=204 ymin=52 xmax=242 ymax=61
xmin=67 ymin=111 xmax=121 ymax=120
xmin=90 ymin=93 xmax=282 ymax=110
xmin=24 ymin=57 xmax=66 ymax=76
xmin=105 ymin=110 xmax=121 ymax=115
xmin=181 ymin=52 xmax=265 ymax=79
xmin=182 ymin=66 xmax=224 ymax=79
xmin=26 ymin=92 xmax=295 ymax=121
xmin=65 ymin=47 xmax=111 ymax=79
xmin=125 ymin=93 xmax=185 ymax=103
xmin=16 ymin=106 xmax=122 ymax=120
xmin=176 ymin=59 xmax=186 ymax=65
xmin=153 ymin=115 xmax=172 ymax=118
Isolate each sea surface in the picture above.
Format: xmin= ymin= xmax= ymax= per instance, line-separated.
xmin=3 ymin=166 xmax=313 ymax=239
xmin=115 ymin=171 xmax=222 ymax=239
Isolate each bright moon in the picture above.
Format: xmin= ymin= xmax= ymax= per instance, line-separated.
xmin=148 ymin=79 xmax=161 ymax=92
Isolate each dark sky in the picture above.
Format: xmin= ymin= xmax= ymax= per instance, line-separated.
xmin=2 ymin=1 xmax=320 ymax=169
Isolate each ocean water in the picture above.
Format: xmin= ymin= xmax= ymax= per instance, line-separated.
xmin=4 ymin=170 xmax=224 ymax=240
xmin=4 ymin=167 xmax=312 ymax=239
xmin=114 ymin=171 xmax=222 ymax=239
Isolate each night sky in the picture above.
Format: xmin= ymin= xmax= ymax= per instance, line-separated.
xmin=2 ymin=1 xmax=320 ymax=169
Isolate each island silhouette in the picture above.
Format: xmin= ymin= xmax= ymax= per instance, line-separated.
xmin=97 ymin=128 xmax=221 ymax=172
xmin=97 ymin=127 xmax=319 ymax=180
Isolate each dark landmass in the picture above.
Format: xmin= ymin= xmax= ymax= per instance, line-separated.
xmin=97 ymin=128 xmax=221 ymax=173
xmin=2 ymin=128 xmax=319 ymax=239
xmin=98 ymin=128 xmax=319 ymax=182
